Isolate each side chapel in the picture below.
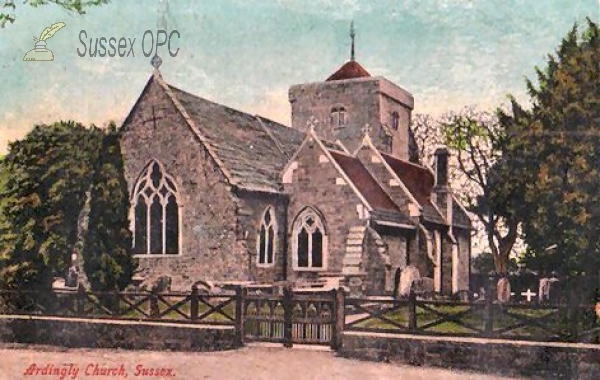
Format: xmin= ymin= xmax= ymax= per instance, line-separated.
xmin=120 ymin=39 xmax=472 ymax=295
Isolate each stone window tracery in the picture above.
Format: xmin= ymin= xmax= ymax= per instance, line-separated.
xmin=293 ymin=208 xmax=327 ymax=270
xmin=132 ymin=161 xmax=180 ymax=255
xmin=257 ymin=207 xmax=277 ymax=266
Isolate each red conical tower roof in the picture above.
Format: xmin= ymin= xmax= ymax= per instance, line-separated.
xmin=326 ymin=60 xmax=371 ymax=81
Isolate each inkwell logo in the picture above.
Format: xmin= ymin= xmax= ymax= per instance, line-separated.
xmin=23 ymin=22 xmax=66 ymax=61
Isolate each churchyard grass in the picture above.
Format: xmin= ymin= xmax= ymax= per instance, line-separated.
xmin=350 ymin=300 xmax=597 ymax=340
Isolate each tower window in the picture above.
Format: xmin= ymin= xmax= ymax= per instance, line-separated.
xmin=330 ymin=107 xmax=347 ymax=127
xmin=391 ymin=111 xmax=400 ymax=130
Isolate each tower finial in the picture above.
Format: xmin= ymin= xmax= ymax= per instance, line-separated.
xmin=350 ymin=20 xmax=356 ymax=61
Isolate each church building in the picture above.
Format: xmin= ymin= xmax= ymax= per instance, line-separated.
xmin=120 ymin=44 xmax=472 ymax=295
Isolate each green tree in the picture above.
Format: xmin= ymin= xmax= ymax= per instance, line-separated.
xmin=0 ymin=121 xmax=102 ymax=291
xmin=1 ymin=0 xmax=108 ymax=27
xmin=83 ymin=123 xmax=137 ymax=291
xmin=413 ymin=109 xmax=523 ymax=275
xmin=500 ymin=19 xmax=600 ymax=278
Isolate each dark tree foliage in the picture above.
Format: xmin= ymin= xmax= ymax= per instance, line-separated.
xmin=83 ymin=123 xmax=137 ymax=291
xmin=1 ymin=0 xmax=108 ymax=27
xmin=0 ymin=121 xmax=102 ymax=290
xmin=499 ymin=19 xmax=600 ymax=280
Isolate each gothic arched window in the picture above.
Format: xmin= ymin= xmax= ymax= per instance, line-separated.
xmin=257 ymin=207 xmax=277 ymax=266
xmin=132 ymin=161 xmax=180 ymax=255
xmin=330 ymin=106 xmax=347 ymax=127
xmin=293 ymin=208 xmax=327 ymax=270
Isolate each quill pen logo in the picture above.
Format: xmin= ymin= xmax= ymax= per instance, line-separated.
xmin=23 ymin=22 xmax=66 ymax=61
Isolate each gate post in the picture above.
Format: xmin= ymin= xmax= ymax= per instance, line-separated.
xmin=283 ymin=284 xmax=293 ymax=348
xmin=408 ymin=288 xmax=417 ymax=331
xmin=235 ymin=285 xmax=246 ymax=347
xmin=483 ymin=274 xmax=495 ymax=337
xmin=149 ymin=286 xmax=159 ymax=319
xmin=331 ymin=287 xmax=345 ymax=350
xmin=190 ymin=285 xmax=199 ymax=322
xmin=77 ymin=283 xmax=86 ymax=316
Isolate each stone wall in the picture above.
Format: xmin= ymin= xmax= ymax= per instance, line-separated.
xmin=120 ymin=77 xmax=247 ymax=289
xmin=0 ymin=316 xmax=237 ymax=352
xmin=454 ymin=228 xmax=470 ymax=292
xmin=284 ymin=138 xmax=366 ymax=281
xmin=235 ymin=191 xmax=287 ymax=283
xmin=340 ymin=331 xmax=600 ymax=379
xmin=288 ymin=77 xmax=413 ymax=158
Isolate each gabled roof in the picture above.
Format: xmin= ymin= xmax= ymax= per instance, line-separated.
xmin=380 ymin=152 xmax=446 ymax=225
xmin=326 ymin=60 xmax=371 ymax=81
xmin=167 ymin=84 xmax=304 ymax=193
xmin=452 ymin=198 xmax=472 ymax=229
xmin=329 ymin=150 xmax=399 ymax=213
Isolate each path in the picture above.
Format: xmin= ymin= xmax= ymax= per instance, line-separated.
xmin=0 ymin=344 xmax=520 ymax=380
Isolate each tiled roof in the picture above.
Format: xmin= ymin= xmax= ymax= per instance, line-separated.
xmin=168 ymin=85 xmax=303 ymax=193
xmin=326 ymin=60 xmax=371 ymax=81
xmin=380 ymin=153 xmax=446 ymax=225
xmin=329 ymin=150 xmax=399 ymax=213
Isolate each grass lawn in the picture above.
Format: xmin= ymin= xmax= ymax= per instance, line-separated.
xmin=350 ymin=302 xmax=597 ymax=339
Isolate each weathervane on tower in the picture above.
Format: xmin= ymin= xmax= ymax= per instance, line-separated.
xmin=151 ymin=0 xmax=169 ymax=69
xmin=350 ymin=20 xmax=356 ymax=61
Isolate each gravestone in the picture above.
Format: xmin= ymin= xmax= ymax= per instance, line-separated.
xmin=497 ymin=277 xmax=511 ymax=303
xmin=398 ymin=265 xmax=420 ymax=297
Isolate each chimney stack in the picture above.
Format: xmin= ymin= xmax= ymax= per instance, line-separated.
xmin=434 ymin=147 xmax=449 ymax=188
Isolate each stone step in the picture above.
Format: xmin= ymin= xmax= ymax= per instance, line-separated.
xmin=346 ymin=238 xmax=363 ymax=245
xmin=346 ymin=232 xmax=364 ymax=240
xmin=342 ymin=267 xmax=362 ymax=275
xmin=343 ymin=257 xmax=361 ymax=266
xmin=345 ymin=245 xmax=362 ymax=253
xmin=348 ymin=226 xmax=366 ymax=233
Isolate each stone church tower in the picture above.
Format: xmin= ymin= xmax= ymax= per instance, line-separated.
xmin=288 ymin=27 xmax=414 ymax=159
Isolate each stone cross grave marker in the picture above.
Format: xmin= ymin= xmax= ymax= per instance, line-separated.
xmin=521 ymin=288 xmax=537 ymax=302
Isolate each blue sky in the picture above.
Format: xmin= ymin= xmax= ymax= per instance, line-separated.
xmin=0 ymin=0 xmax=598 ymax=154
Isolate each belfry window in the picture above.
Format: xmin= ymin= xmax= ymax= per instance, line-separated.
xmin=391 ymin=111 xmax=400 ymax=130
xmin=330 ymin=106 xmax=347 ymax=127
xmin=293 ymin=208 xmax=327 ymax=270
xmin=132 ymin=161 xmax=180 ymax=255
xmin=257 ymin=207 xmax=277 ymax=266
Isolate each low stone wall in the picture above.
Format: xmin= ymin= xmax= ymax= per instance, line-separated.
xmin=340 ymin=331 xmax=600 ymax=379
xmin=0 ymin=315 xmax=238 ymax=352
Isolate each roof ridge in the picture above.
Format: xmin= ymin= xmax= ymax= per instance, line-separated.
xmin=254 ymin=115 xmax=287 ymax=157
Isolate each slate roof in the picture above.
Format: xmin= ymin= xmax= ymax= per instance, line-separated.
xmin=380 ymin=153 xmax=446 ymax=225
xmin=169 ymin=85 xmax=303 ymax=193
xmin=329 ymin=150 xmax=399 ymax=213
xmin=326 ymin=60 xmax=371 ymax=81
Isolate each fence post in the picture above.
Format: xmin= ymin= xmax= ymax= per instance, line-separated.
xmin=235 ymin=286 xmax=246 ymax=347
xmin=283 ymin=284 xmax=293 ymax=348
xmin=331 ymin=287 xmax=345 ymax=350
xmin=76 ymin=283 xmax=85 ymax=316
xmin=567 ymin=287 xmax=579 ymax=341
xmin=484 ymin=274 xmax=495 ymax=337
xmin=150 ymin=286 xmax=159 ymax=319
xmin=408 ymin=287 xmax=417 ymax=331
xmin=190 ymin=285 xmax=199 ymax=322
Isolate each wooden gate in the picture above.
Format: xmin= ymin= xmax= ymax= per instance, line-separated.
xmin=242 ymin=287 xmax=343 ymax=348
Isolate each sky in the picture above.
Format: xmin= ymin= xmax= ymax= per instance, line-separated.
xmin=0 ymin=0 xmax=598 ymax=155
